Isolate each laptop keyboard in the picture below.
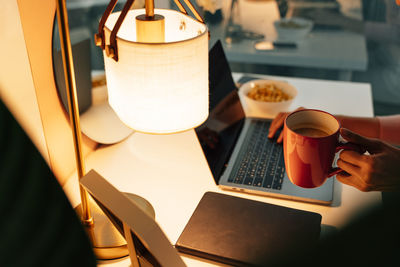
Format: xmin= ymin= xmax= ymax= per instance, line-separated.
xmin=227 ymin=120 xmax=285 ymax=190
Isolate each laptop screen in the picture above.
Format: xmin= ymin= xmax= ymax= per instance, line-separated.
xmin=195 ymin=41 xmax=246 ymax=183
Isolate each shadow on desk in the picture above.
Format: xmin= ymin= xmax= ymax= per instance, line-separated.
xmin=331 ymin=179 xmax=343 ymax=207
xmin=278 ymin=195 xmax=400 ymax=267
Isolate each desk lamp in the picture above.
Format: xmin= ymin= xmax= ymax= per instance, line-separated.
xmin=56 ymin=0 xmax=208 ymax=261
xmin=96 ymin=0 xmax=209 ymax=133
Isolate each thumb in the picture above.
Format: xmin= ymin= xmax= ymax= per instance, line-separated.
xmin=340 ymin=128 xmax=381 ymax=151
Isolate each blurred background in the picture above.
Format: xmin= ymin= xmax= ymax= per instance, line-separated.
xmin=58 ymin=0 xmax=400 ymax=116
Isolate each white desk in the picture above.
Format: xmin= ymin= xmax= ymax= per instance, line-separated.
xmin=209 ymin=1 xmax=368 ymax=81
xmin=64 ymin=73 xmax=380 ymax=267
xmin=211 ymin=27 xmax=368 ymax=80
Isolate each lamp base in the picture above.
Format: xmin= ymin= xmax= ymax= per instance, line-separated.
xmin=75 ymin=193 xmax=155 ymax=260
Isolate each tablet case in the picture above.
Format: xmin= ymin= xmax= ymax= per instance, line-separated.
xmin=176 ymin=192 xmax=322 ymax=267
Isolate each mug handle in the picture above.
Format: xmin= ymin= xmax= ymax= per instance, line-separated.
xmin=327 ymin=142 xmax=366 ymax=177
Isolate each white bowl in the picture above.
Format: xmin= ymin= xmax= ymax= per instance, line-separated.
xmin=274 ymin=17 xmax=313 ymax=42
xmin=239 ymin=79 xmax=297 ymax=117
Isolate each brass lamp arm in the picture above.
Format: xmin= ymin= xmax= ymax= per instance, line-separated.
xmin=95 ymin=0 xmax=205 ymax=62
xmin=145 ymin=0 xmax=155 ymax=18
xmin=94 ymin=0 xmax=118 ymax=49
xmin=107 ymin=0 xmax=136 ymax=61
xmin=173 ymin=0 xmax=204 ymax=23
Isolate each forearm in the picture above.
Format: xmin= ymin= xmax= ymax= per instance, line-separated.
xmin=364 ymin=22 xmax=400 ymax=43
xmin=335 ymin=115 xmax=380 ymax=139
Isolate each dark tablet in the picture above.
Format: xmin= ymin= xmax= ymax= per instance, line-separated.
xmin=176 ymin=192 xmax=321 ymax=267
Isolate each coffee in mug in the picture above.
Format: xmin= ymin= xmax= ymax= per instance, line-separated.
xmin=292 ymin=126 xmax=330 ymax=138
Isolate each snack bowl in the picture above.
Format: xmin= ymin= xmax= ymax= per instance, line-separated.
xmin=274 ymin=17 xmax=313 ymax=42
xmin=238 ymin=79 xmax=297 ymax=117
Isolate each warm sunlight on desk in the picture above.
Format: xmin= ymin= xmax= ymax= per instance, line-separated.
xmin=63 ymin=73 xmax=381 ymax=267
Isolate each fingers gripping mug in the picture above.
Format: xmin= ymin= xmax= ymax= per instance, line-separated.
xmin=283 ymin=109 xmax=361 ymax=188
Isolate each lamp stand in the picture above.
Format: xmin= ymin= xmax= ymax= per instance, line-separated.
xmin=55 ymin=0 xmax=155 ymax=260
xmin=75 ymin=193 xmax=155 ymax=259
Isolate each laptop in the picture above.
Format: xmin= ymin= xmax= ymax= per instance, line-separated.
xmin=196 ymin=41 xmax=333 ymax=205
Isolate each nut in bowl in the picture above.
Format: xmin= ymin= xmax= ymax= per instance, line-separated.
xmin=274 ymin=17 xmax=313 ymax=42
xmin=239 ymin=79 xmax=297 ymax=117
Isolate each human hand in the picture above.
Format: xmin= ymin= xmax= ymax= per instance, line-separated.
xmin=336 ymin=128 xmax=400 ymax=192
xmin=268 ymin=107 xmax=304 ymax=143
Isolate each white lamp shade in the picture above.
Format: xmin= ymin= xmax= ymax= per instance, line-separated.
xmin=103 ymin=9 xmax=209 ymax=134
